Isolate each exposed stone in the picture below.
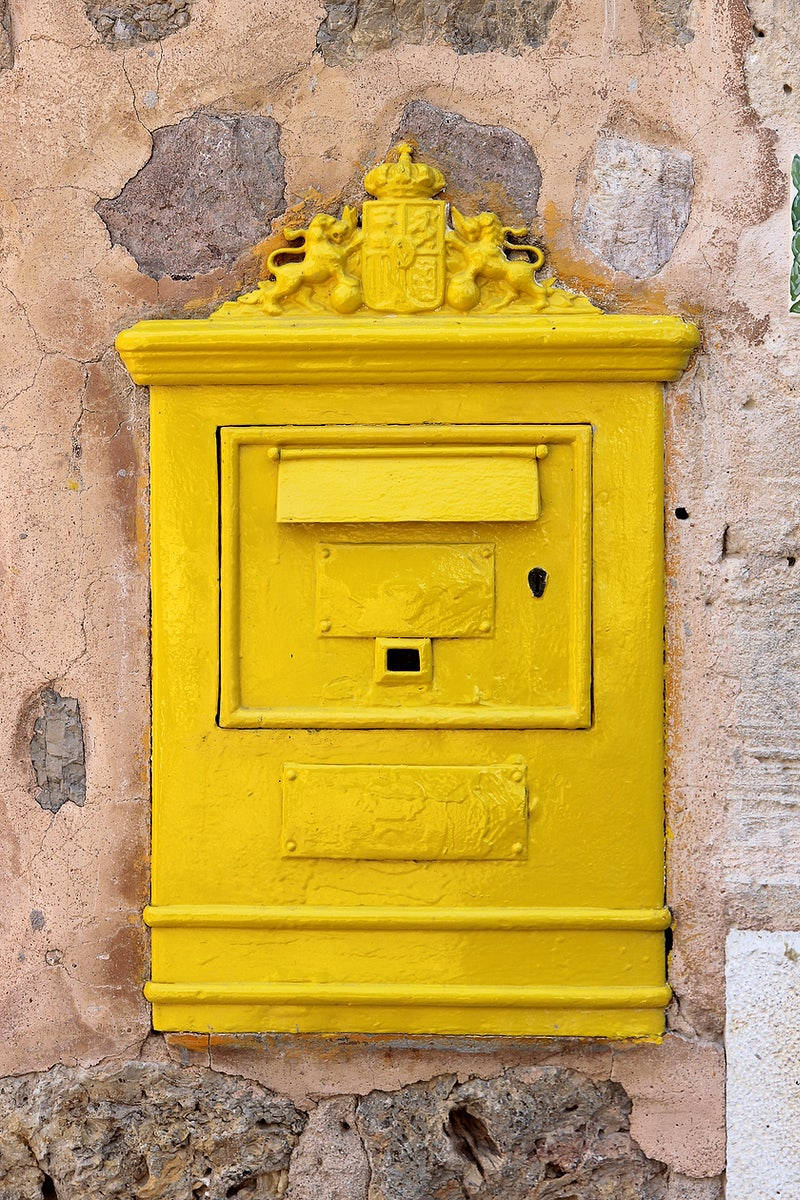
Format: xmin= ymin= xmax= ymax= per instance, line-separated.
xmin=666 ymin=1176 xmax=724 ymax=1200
xmin=744 ymin=0 xmax=800 ymax=122
xmin=96 ymin=112 xmax=285 ymax=278
xmin=356 ymin=1068 xmax=668 ymax=1198
xmin=577 ymin=136 xmax=693 ymax=278
xmin=0 ymin=1 xmax=11 ymax=70
xmin=0 ymin=1063 xmax=306 ymax=1200
xmin=642 ymin=0 xmax=694 ymax=46
xmin=285 ymin=1095 xmax=369 ymax=1200
xmin=317 ymin=0 xmax=559 ymax=63
xmin=393 ymin=102 xmax=541 ymax=227
xmin=86 ymin=0 xmax=194 ymax=45
xmin=29 ymin=690 xmax=86 ymax=814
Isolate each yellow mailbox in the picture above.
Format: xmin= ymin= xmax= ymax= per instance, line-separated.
xmin=118 ymin=144 xmax=698 ymax=1038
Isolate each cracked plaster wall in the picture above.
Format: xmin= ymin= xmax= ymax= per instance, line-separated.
xmin=0 ymin=0 xmax=797 ymax=1192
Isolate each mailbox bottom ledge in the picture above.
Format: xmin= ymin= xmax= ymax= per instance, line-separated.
xmin=144 ymin=981 xmax=670 ymax=1039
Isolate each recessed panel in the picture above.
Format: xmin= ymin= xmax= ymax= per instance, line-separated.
xmin=219 ymin=424 xmax=592 ymax=729
xmin=281 ymin=761 xmax=528 ymax=860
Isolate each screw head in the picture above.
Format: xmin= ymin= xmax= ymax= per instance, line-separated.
xmin=286 ymin=768 xmax=297 ymax=781
xmin=481 ymin=546 xmax=493 ymax=559
xmin=285 ymin=840 xmax=297 ymax=853
xmin=512 ymin=842 xmax=524 ymax=856
xmin=320 ymin=620 xmax=331 ymax=633
xmin=511 ymin=769 xmax=523 ymax=783
xmin=479 ymin=620 xmax=491 ymax=633
xmin=268 ymin=446 xmax=280 ymax=460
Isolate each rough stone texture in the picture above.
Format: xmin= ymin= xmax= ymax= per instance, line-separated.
xmin=666 ymin=1177 xmax=724 ymax=1200
xmin=29 ymin=690 xmax=86 ymax=813
xmin=317 ymin=0 xmax=559 ymax=63
xmin=726 ymin=930 xmax=800 ymax=1200
xmin=86 ymin=0 xmax=193 ymax=44
xmin=744 ymin=0 xmax=800 ymax=124
xmin=96 ymin=112 xmax=286 ymax=278
xmin=285 ymin=1095 xmax=369 ymax=1200
xmin=640 ymin=0 xmax=693 ymax=46
xmin=393 ymin=101 xmax=541 ymax=227
xmin=356 ymin=1069 xmax=667 ymax=1199
xmin=577 ymin=137 xmax=694 ymax=279
xmin=0 ymin=1063 xmax=306 ymax=1200
xmin=0 ymin=1 xmax=11 ymax=70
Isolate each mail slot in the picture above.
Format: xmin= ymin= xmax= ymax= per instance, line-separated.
xmin=275 ymin=445 xmax=546 ymax=522
xmin=117 ymin=141 xmax=699 ymax=1039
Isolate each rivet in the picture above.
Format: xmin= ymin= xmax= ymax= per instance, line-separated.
xmin=481 ymin=546 xmax=493 ymax=559
xmin=320 ymin=620 xmax=331 ymax=633
xmin=268 ymin=446 xmax=280 ymax=460
xmin=479 ymin=620 xmax=491 ymax=633
xmin=512 ymin=842 xmax=524 ymax=856
xmin=536 ymin=445 xmax=549 ymax=459
xmin=511 ymin=769 xmax=523 ymax=783
xmin=285 ymin=840 xmax=297 ymax=853
xmin=286 ymin=768 xmax=297 ymax=781
xmin=320 ymin=547 xmax=330 ymax=558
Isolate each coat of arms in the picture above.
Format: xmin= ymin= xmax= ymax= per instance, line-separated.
xmin=219 ymin=142 xmax=599 ymax=319
xmin=361 ymin=143 xmax=446 ymax=312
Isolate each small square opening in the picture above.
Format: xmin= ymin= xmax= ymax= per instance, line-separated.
xmin=386 ymin=646 xmax=421 ymax=673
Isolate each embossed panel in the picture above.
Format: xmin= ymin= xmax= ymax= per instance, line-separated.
xmin=281 ymin=762 xmax=528 ymax=860
xmin=317 ymin=542 xmax=495 ymax=638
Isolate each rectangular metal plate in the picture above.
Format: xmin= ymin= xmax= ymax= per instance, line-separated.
xmin=276 ymin=446 xmax=541 ymax=523
xmin=317 ymin=542 xmax=495 ymax=637
xmin=282 ymin=762 xmax=528 ymax=860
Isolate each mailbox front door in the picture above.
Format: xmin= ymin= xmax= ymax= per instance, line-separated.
xmin=118 ymin=144 xmax=698 ymax=1038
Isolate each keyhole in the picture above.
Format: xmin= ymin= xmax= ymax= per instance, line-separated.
xmin=527 ymin=567 xmax=548 ymax=598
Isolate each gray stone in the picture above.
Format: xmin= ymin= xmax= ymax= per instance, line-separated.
xmin=286 ymin=1095 xmax=369 ymax=1200
xmin=86 ymin=0 xmax=193 ymax=45
xmin=393 ymin=102 xmax=541 ymax=227
xmin=356 ymin=1068 xmax=668 ymax=1199
xmin=643 ymin=0 xmax=694 ymax=46
xmin=96 ymin=112 xmax=286 ymax=278
xmin=0 ymin=1063 xmax=306 ymax=1200
xmin=666 ymin=1175 xmax=724 ymax=1200
xmin=0 ymin=1 xmax=11 ymax=71
xmin=577 ymin=136 xmax=693 ymax=279
xmin=316 ymin=0 xmax=559 ymax=63
xmin=29 ymin=689 xmax=86 ymax=813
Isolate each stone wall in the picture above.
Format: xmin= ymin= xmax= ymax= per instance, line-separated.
xmin=1 ymin=0 xmax=798 ymax=1195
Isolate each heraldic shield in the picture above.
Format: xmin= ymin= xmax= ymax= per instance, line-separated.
xmin=362 ymin=198 xmax=446 ymax=312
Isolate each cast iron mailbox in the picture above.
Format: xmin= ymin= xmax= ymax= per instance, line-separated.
xmin=117 ymin=144 xmax=698 ymax=1037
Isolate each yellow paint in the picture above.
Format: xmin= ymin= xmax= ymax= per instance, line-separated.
xmin=117 ymin=142 xmax=699 ymax=1038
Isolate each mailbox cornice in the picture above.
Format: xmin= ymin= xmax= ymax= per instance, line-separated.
xmin=116 ymin=312 xmax=699 ymax=386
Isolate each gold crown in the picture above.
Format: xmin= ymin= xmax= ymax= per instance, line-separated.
xmin=363 ymin=142 xmax=446 ymax=200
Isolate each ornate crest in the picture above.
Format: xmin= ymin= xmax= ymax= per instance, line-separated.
xmin=361 ymin=144 xmax=446 ymax=312
xmin=213 ymin=144 xmax=598 ymax=319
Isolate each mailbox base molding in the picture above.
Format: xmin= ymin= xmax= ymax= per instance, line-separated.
xmin=145 ymin=909 xmax=670 ymax=1036
xmin=144 ymin=982 xmax=671 ymax=1038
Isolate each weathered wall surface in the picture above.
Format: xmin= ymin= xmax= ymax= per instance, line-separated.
xmin=0 ymin=0 xmax=797 ymax=1194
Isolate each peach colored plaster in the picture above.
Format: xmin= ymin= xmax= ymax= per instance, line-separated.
xmin=1 ymin=0 xmax=797 ymax=1182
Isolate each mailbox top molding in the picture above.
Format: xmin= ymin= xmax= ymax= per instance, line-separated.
xmin=116 ymin=142 xmax=699 ymax=385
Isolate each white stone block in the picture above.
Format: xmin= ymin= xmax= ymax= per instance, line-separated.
xmin=726 ymin=930 xmax=800 ymax=1199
